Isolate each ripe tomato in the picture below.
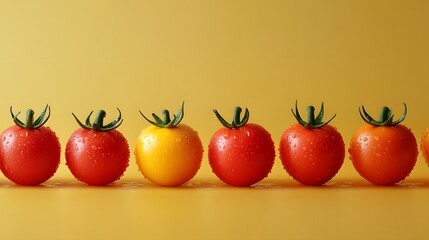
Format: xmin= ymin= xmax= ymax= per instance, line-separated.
xmin=135 ymin=103 xmax=203 ymax=187
xmin=0 ymin=105 xmax=61 ymax=185
xmin=208 ymin=107 xmax=275 ymax=187
xmin=349 ymin=104 xmax=418 ymax=185
xmin=66 ymin=109 xmax=130 ymax=186
xmin=279 ymin=102 xmax=345 ymax=185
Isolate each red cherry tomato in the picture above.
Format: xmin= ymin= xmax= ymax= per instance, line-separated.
xmin=208 ymin=107 xmax=275 ymax=186
xmin=65 ymin=109 xmax=129 ymax=186
xmin=279 ymin=102 xmax=345 ymax=185
xmin=349 ymin=104 xmax=418 ymax=185
xmin=0 ymin=105 xmax=60 ymax=185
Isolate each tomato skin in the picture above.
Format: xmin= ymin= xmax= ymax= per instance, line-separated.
xmin=208 ymin=123 xmax=275 ymax=187
xmin=349 ymin=124 xmax=418 ymax=185
xmin=65 ymin=128 xmax=130 ymax=186
xmin=279 ymin=123 xmax=345 ymax=185
xmin=0 ymin=125 xmax=61 ymax=185
xmin=135 ymin=124 xmax=203 ymax=187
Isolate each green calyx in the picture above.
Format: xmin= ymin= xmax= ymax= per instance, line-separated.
xmin=139 ymin=102 xmax=184 ymax=128
xmin=10 ymin=105 xmax=51 ymax=129
xmin=359 ymin=103 xmax=407 ymax=126
xmin=213 ymin=106 xmax=249 ymax=129
xmin=72 ymin=108 xmax=123 ymax=131
xmin=292 ymin=101 xmax=336 ymax=129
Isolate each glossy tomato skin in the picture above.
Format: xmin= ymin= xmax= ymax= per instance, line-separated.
xmin=279 ymin=123 xmax=345 ymax=185
xmin=66 ymin=128 xmax=130 ymax=186
xmin=208 ymin=123 xmax=275 ymax=187
xmin=135 ymin=124 xmax=203 ymax=187
xmin=0 ymin=125 xmax=61 ymax=185
xmin=349 ymin=124 xmax=418 ymax=185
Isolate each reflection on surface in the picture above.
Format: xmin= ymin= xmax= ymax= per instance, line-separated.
xmin=1 ymin=178 xmax=428 ymax=189
xmin=1 ymin=177 xmax=429 ymax=240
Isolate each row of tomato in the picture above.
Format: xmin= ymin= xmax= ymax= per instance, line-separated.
xmin=0 ymin=102 xmax=427 ymax=187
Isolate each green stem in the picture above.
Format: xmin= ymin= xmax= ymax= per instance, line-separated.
xmin=10 ymin=105 xmax=51 ymax=129
xmin=93 ymin=110 xmax=107 ymax=131
xmin=379 ymin=106 xmax=391 ymax=123
xmin=162 ymin=110 xmax=171 ymax=124
xmin=139 ymin=102 xmax=184 ymax=128
xmin=233 ymin=107 xmax=243 ymax=127
xmin=72 ymin=109 xmax=123 ymax=132
xmin=359 ymin=103 xmax=406 ymax=126
xmin=213 ymin=106 xmax=249 ymax=129
xmin=292 ymin=101 xmax=335 ymax=129
xmin=25 ymin=110 xmax=35 ymax=129
xmin=307 ymin=106 xmax=315 ymax=126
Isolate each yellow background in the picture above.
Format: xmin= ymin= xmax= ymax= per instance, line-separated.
xmin=1 ymin=1 xmax=429 ymax=240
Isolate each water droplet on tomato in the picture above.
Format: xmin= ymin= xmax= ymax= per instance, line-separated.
xmin=246 ymin=130 xmax=252 ymax=137
xmin=374 ymin=136 xmax=379 ymax=141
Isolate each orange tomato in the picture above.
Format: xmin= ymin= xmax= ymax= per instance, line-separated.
xmin=349 ymin=104 xmax=418 ymax=185
xmin=420 ymin=128 xmax=429 ymax=166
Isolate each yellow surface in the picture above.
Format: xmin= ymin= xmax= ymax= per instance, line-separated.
xmin=0 ymin=0 xmax=429 ymax=239
xmin=1 ymin=179 xmax=429 ymax=240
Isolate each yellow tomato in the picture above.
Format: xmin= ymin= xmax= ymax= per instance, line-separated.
xmin=135 ymin=124 xmax=203 ymax=186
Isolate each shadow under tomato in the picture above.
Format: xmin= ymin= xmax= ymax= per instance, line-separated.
xmin=213 ymin=178 xmax=429 ymax=189
xmin=270 ymin=178 xmax=429 ymax=189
